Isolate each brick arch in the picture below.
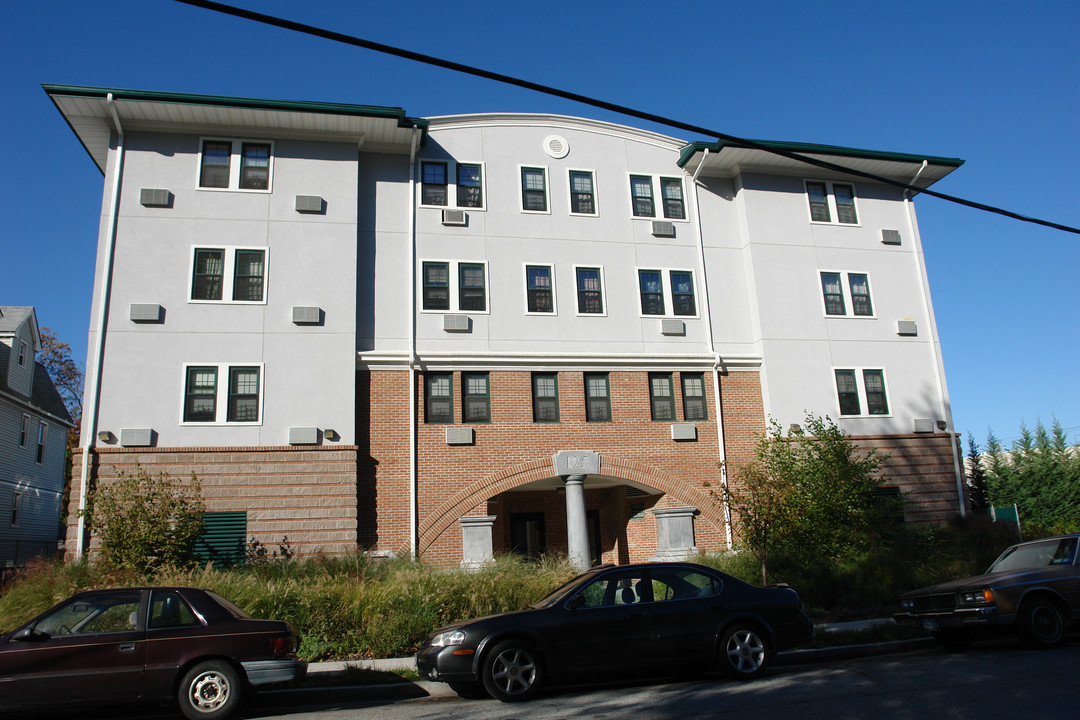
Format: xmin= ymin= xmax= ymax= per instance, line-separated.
xmin=418 ymin=455 xmax=727 ymax=554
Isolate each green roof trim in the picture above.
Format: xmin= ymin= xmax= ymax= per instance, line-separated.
xmin=42 ymin=83 xmax=429 ymax=131
xmin=677 ymin=138 xmax=964 ymax=170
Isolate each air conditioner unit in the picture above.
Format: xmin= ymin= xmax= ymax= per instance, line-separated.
xmin=295 ymin=195 xmax=324 ymax=213
xmin=661 ymin=319 xmax=685 ymax=336
xmin=292 ymin=306 xmax=321 ymax=324
xmin=139 ymin=188 xmax=171 ymax=207
xmin=288 ymin=426 xmax=319 ymax=445
xmin=120 ymin=428 xmax=153 ymax=447
xmin=129 ymin=303 xmax=162 ymax=323
xmin=670 ymin=424 xmax=697 ymax=441
xmin=442 ymin=209 xmax=467 ymax=226
xmin=651 ymin=221 xmax=676 ymax=237
xmin=446 ymin=427 xmax=474 ymax=445
xmin=896 ymin=320 xmax=918 ymax=336
xmin=881 ymin=229 xmax=902 ymax=245
xmin=443 ymin=314 xmax=470 ymax=332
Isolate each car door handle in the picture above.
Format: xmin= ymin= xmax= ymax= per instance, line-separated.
xmin=119 ymin=644 xmax=136 ymax=652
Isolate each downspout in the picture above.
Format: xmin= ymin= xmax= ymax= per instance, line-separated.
xmin=904 ymin=161 xmax=966 ymax=517
xmin=407 ymin=126 xmax=420 ymax=559
xmin=689 ymin=150 xmax=733 ymax=546
xmin=76 ymin=93 xmax=125 ymax=557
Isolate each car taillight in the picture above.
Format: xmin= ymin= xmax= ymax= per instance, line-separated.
xmin=270 ymin=636 xmax=296 ymax=658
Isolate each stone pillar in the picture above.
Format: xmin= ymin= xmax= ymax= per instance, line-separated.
xmin=649 ymin=507 xmax=699 ymax=561
xmin=563 ymin=474 xmax=591 ymax=572
xmin=459 ymin=515 xmax=497 ymax=571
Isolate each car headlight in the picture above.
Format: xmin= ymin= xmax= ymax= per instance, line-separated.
xmin=899 ymin=599 xmax=914 ymax=610
xmin=959 ymin=589 xmax=995 ymax=606
xmin=430 ymin=629 xmax=467 ymax=647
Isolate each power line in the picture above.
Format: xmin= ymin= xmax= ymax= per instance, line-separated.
xmin=174 ymin=0 xmax=1080 ymax=236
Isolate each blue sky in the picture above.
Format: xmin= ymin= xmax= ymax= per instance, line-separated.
xmin=3 ymin=0 xmax=1077 ymax=447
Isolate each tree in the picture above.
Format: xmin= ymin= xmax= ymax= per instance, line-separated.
xmin=984 ymin=419 xmax=1080 ymax=535
xmin=711 ymin=414 xmax=890 ymax=583
xmin=38 ymin=327 xmax=84 ymax=524
xmin=965 ymin=433 xmax=991 ymax=514
xmin=81 ymin=465 xmax=205 ymax=572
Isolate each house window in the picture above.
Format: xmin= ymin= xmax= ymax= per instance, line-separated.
xmin=36 ymin=422 xmax=48 ymax=464
xmin=190 ymin=247 xmax=267 ymax=304
xmin=19 ymin=414 xmax=29 ymax=448
xmin=670 ymin=271 xmax=696 ymax=316
xmin=525 ymin=265 xmax=554 ymax=313
xmin=584 ymin=373 xmax=611 ymax=422
xmin=226 ymin=367 xmax=260 ymax=422
xmin=239 ymin=143 xmax=271 ymax=190
xmin=183 ymin=364 xmax=261 ymax=424
xmin=630 ymin=175 xmax=655 ymax=217
xmin=569 ymin=170 xmax=596 ymax=215
xmin=18 ymin=340 xmax=28 ymax=367
xmin=422 ymin=262 xmax=450 ymax=310
xmin=421 ymin=162 xmax=448 ymax=206
xmin=425 ymin=373 xmax=452 ymax=424
xmin=462 ymin=373 xmax=490 ymax=423
xmin=806 ymin=181 xmax=859 ymax=225
xmin=199 ymin=139 xmax=273 ymax=191
xmin=639 ymin=270 xmax=665 ymax=315
xmin=821 ymin=271 xmax=874 ymax=317
xmin=521 ymin=167 xmax=548 ymax=212
xmin=660 ymin=178 xmax=686 ymax=220
xmin=681 ymin=373 xmax=707 ymax=420
xmin=835 ymin=368 xmax=890 ymax=416
xmin=576 ymin=267 xmax=604 ymax=315
xmin=457 ymin=164 xmax=483 ymax=208
xmin=532 ymin=373 xmax=559 ymax=422
xmin=10 ymin=492 xmax=21 ymax=527
xmin=649 ymin=373 xmax=675 ymax=421
xmin=459 ymin=263 xmax=486 ymax=312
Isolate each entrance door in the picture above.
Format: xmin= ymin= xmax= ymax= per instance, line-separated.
xmin=510 ymin=513 xmax=545 ymax=560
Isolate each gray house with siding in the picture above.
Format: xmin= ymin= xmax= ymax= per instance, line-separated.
xmin=0 ymin=307 xmax=75 ymax=566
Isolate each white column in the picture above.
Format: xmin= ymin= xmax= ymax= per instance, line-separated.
xmin=564 ymin=474 xmax=591 ymax=572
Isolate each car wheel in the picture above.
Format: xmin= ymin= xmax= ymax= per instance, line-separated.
xmin=448 ymin=681 xmax=490 ymax=699
xmin=179 ymin=660 xmax=244 ymax=720
xmin=720 ymin=624 xmax=770 ymax=680
xmin=932 ymin=629 xmax=973 ymax=651
xmin=1019 ymin=599 xmax=1065 ymax=649
xmin=481 ymin=640 xmax=543 ymax=702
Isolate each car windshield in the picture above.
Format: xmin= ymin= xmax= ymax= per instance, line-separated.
xmin=206 ymin=590 xmax=252 ymax=619
xmin=531 ymin=573 xmax=596 ymax=609
xmin=988 ymin=537 xmax=1077 ymax=574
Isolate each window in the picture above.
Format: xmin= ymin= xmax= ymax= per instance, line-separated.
xmin=199 ymin=139 xmax=273 ymax=191
xmin=584 ymin=373 xmax=611 ymax=422
xmin=425 ymin=373 xmax=453 ymax=424
xmin=660 ymin=178 xmax=686 ymax=219
xmin=422 ymin=262 xmax=450 ymax=310
xmin=149 ymin=590 xmax=200 ymax=629
xmin=525 ymin=265 xmax=555 ymax=313
xmin=670 ymin=271 xmax=696 ymax=316
xmin=462 ymin=373 xmax=490 ymax=423
xmin=183 ymin=364 xmax=262 ymax=424
xmin=532 ymin=373 xmax=559 ymax=422
xmin=649 ymin=373 xmax=675 ymax=421
xmin=421 ymin=162 xmax=448 ymax=206
xmin=18 ymin=340 xmax=28 ymax=367
xmin=190 ymin=247 xmax=267 ymax=304
xmin=630 ymin=175 xmax=654 ymax=217
xmin=36 ymin=422 xmax=47 ymax=464
xmin=457 ymin=164 xmax=483 ymax=208
xmin=681 ymin=373 xmax=707 ymax=420
xmin=227 ymin=367 xmax=260 ymax=422
xmin=576 ymin=267 xmax=604 ymax=315
xmin=11 ymin=492 xmax=21 ymax=527
xmin=459 ymin=263 xmax=486 ymax=312
xmin=639 ymin=270 xmax=664 ymax=315
xmin=19 ymin=414 xmax=29 ymax=448
xmin=569 ymin=170 xmax=597 ymax=215
xmin=510 ymin=513 xmax=546 ymax=561
xmin=835 ymin=368 xmax=890 ymax=416
xmin=521 ymin=166 xmax=548 ymax=212
xmin=820 ymin=271 xmax=874 ymax=317
xmin=806 ymin=181 xmax=858 ymax=224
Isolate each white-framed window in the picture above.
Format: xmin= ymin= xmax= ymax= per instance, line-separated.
xmin=189 ymin=246 xmax=268 ymax=304
xmin=629 ymin=174 xmax=687 ymax=220
xmin=420 ymin=260 xmax=490 ymax=313
xmin=819 ymin=271 xmax=874 ymax=317
xmin=36 ymin=422 xmax=48 ymax=464
xmin=198 ymin=138 xmax=274 ymax=192
xmin=805 ymin=180 xmax=859 ymax=225
xmin=574 ymin=265 xmax=607 ymax=316
xmin=10 ymin=492 xmax=21 ymax=527
xmin=17 ymin=340 xmax=28 ymax=367
xmin=19 ymin=414 xmax=30 ymax=448
xmin=419 ymin=160 xmax=486 ymax=209
xmin=567 ymin=169 xmax=599 ymax=216
xmin=520 ymin=165 xmax=550 ymax=213
xmin=181 ymin=363 xmax=264 ymax=425
xmin=524 ymin=264 xmax=557 ymax=314
xmin=637 ymin=268 xmax=698 ymax=317
xmin=834 ymin=368 xmax=890 ymax=417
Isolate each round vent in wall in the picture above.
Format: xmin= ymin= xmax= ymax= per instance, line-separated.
xmin=543 ymin=134 xmax=570 ymax=159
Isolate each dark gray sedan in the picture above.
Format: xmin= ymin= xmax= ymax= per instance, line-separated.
xmin=416 ymin=561 xmax=812 ymax=701
xmin=895 ymin=534 xmax=1080 ymax=649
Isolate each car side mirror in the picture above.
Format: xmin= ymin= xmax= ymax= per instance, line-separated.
xmin=11 ymin=627 xmax=49 ymax=642
xmin=566 ymin=595 xmax=586 ymax=611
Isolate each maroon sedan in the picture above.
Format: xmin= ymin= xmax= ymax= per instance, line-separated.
xmin=0 ymin=586 xmax=305 ymax=719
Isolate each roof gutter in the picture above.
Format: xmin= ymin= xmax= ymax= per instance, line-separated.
xmin=76 ymin=93 xmax=125 ymax=557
